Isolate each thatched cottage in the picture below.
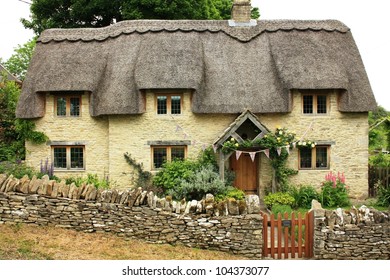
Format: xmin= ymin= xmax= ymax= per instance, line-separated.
xmin=16 ymin=1 xmax=376 ymax=198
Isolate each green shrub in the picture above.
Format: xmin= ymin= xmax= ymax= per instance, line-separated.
xmin=0 ymin=161 xmax=38 ymax=179
xmin=65 ymin=174 xmax=110 ymax=189
xmin=152 ymin=159 xmax=199 ymax=192
xmin=289 ymin=185 xmax=319 ymax=209
xmin=375 ymin=180 xmax=390 ymax=207
xmin=170 ymin=164 xmax=226 ymax=200
xmin=264 ymin=192 xmax=295 ymax=208
xmin=216 ymin=186 xmax=245 ymax=201
xmin=320 ymin=172 xmax=350 ymax=208
xmin=271 ymin=204 xmax=293 ymax=216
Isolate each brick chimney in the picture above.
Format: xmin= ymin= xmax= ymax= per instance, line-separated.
xmin=231 ymin=0 xmax=252 ymax=22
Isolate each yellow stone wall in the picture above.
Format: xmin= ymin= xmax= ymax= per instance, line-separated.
xmin=25 ymin=89 xmax=370 ymax=198
xmin=25 ymin=92 xmax=109 ymax=180
xmin=257 ymin=90 xmax=369 ymax=199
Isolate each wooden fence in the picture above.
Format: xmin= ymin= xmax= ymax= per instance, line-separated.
xmin=262 ymin=211 xmax=314 ymax=259
xmin=369 ymin=166 xmax=390 ymax=197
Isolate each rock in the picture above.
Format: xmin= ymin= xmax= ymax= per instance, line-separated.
xmin=119 ymin=190 xmax=129 ymax=204
xmin=84 ymin=184 xmax=95 ymax=201
xmin=238 ymin=199 xmax=247 ymax=215
xmin=227 ymin=198 xmax=239 ymax=215
xmin=61 ymin=183 xmax=70 ymax=198
xmin=189 ymin=200 xmax=198 ymax=213
xmin=0 ymin=174 xmax=8 ymax=191
xmin=79 ymin=183 xmax=87 ymax=199
xmin=51 ymin=182 xmax=59 ymax=198
xmin=139 ymin=191 xmax=147 ymax=205
xmin=335 ymin=208 xmax=344 ymax=225
xmin=110 ymin=189 xmax=118 ymax=203
xmin=245 ymin=195 xmax=260 ymax=214
xmin=146 ymin=191 xmax=154 ymax=207
xmin=16 ymin=175 xmax=29 ymax=193
xmin=20 ymin=177 xmax=30 ymax=194
xmin=127 ymin=187 xmax=142 ymax=208
xmin=68 ymin=183 xmax=77 ymax=199
xmin=87 ymin=187 xmax=98 ymax=201
xmin=196 ymin=201 xmax=203 ymax=213
xmin=5 ymin=176 xmax=20 ymax=192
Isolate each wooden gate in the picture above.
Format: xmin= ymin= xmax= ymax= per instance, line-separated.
xmin=262 ymin=211 xmax=314 ymax=259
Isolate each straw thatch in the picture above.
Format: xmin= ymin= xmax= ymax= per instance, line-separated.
xmin=16 ymin=19 xmax=376 ymax=118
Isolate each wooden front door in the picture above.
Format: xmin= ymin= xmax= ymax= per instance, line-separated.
xmin=230 ymin=153 xmax=258 ymax=194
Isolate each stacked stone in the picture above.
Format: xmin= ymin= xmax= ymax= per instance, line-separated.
xmin=312 ymin=201 xmax=390 ymax=260
xmin=0 ymin=190 xmax=263 ymax=259
xmin=0 ymin=174 xmax=260 ymax=216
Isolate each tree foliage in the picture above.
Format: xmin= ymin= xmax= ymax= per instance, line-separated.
xmin=369 ymin=105 xmax=390 ymax=166
xmin=0 ymin=74 xmax=47 ymax=161
xmin=23 ymin=0 xmax=260 ymax=34
xmin=2 ymin=38 xmax=36 ymax=81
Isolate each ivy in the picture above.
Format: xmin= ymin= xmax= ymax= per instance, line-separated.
xmin=123 ymin=152 xmax=153 ymax=188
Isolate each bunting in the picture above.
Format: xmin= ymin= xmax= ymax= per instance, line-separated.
xmin=167 ymin=115 xmax=316 ymax=161
xmin=249 ymin=152 xmax=256 ymax=162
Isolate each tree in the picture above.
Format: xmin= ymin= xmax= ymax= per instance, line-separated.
xmin=0 ymin=73 xmax=47 ymax=161
xmin=2 ymin=38 xmax=36 ymax=81
xmin=369 ymin=105 xmax=390 ymax=167
xmin=23 ymin=0 xmax=260 ymax=35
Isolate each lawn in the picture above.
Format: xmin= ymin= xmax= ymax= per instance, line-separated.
xmin=0 ymin=223 xmax=247 ymax=260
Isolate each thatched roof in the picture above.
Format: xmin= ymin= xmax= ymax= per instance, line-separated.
xmin=16 ymin=19 xmax=376 ymax=118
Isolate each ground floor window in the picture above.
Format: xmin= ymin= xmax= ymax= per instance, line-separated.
xmin=299 ymin=145 xmax=329 ymax=169
xmin=152 ymin=146 xmax=186 ymax=169
xmin=52 ymin=146 xmax=85 ymax=170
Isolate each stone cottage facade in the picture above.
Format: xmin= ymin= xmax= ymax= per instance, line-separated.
xmin=16 ymin=1 xmax=376 ymax=199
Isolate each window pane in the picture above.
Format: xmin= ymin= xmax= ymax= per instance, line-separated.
xmin=171 ymin=96 xmax=181 ymax=114
xmin=317 ymin=95 xmax=327 ymax=114
xmin=300 ymin=147 xmax=312 ymax=168
xmin=171 ymin=147 xmax=185 ymax=161
xmin=157 ymin=96 xmax=167 ymax=114
xmin=70 ymin=97 xmax=80 ymax=116
xmin=153 ymin=148 xmax=167 ymax=168
xmin=316 ymin=147 xmax=328 ymax=168
xmin=57 ymin=97 xmax=67 ymax=116
xmin=303 ymin=95 xmax=313 ymax=114
xmin=53 ymin=147 xmax=67 ymax=168
xmin=70 ymin=147 xmax=84 ymax=169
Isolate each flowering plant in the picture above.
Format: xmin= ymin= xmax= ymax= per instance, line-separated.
xmin=296 ymin=140 xmax=317 ymax=149
xmin=320 ymin=171 xmax=350 ymax=207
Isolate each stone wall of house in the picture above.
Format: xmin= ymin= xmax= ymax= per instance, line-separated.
xmin=26 ymin=89 xmax=370 ymax=198
xmin=312 ymin=203 xmax=390 ymax=259
xmin=26 ymin=92 xmax=110 ymax=179
xmin=0 ymin=174 xmax=263 ymax=259
xmin=259 ymin=89 xmax=370 ymax=199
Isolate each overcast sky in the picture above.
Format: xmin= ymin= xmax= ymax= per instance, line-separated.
xmin=0 ymin=0 xmax=388 ymax=109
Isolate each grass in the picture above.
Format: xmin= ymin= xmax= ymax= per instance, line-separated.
xmin=0 ymin=223 xmax=247 ymax=260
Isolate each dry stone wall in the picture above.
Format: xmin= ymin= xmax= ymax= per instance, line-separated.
xmin=312 ymin=203 xmax=390 ymax=260
xmin=0 ymin=174 xmax=263 ymax=258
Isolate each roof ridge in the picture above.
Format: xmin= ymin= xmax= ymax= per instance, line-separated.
xmin=38 ymin=19 xmax=350 ymax=43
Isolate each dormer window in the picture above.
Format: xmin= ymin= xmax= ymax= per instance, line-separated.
xmin=302 ymin=94 xmax=328 ymax=115
xmin=156 ymin=94 xmax=182 ymax=115
xmin=55 ymin=95 xmax=81 ymax=117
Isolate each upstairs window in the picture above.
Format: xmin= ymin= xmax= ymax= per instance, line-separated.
xmin=156 ymin=94 xmax=182 ymax=115
xmin=299 ymin=145 xmax=330 ymax=169
xmin=55 ymin=96 xmax=81 ymax=117
xmin=152 ymin=146 xmax=186 ymax=169
xmin=302 ymin=94 xmax=328 ymax=115
xmin=53 ymin=146 xmax=85 ymax=170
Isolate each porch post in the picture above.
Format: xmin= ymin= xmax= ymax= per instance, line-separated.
xmin=219 ymin=150 xmax=225 ymax=182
